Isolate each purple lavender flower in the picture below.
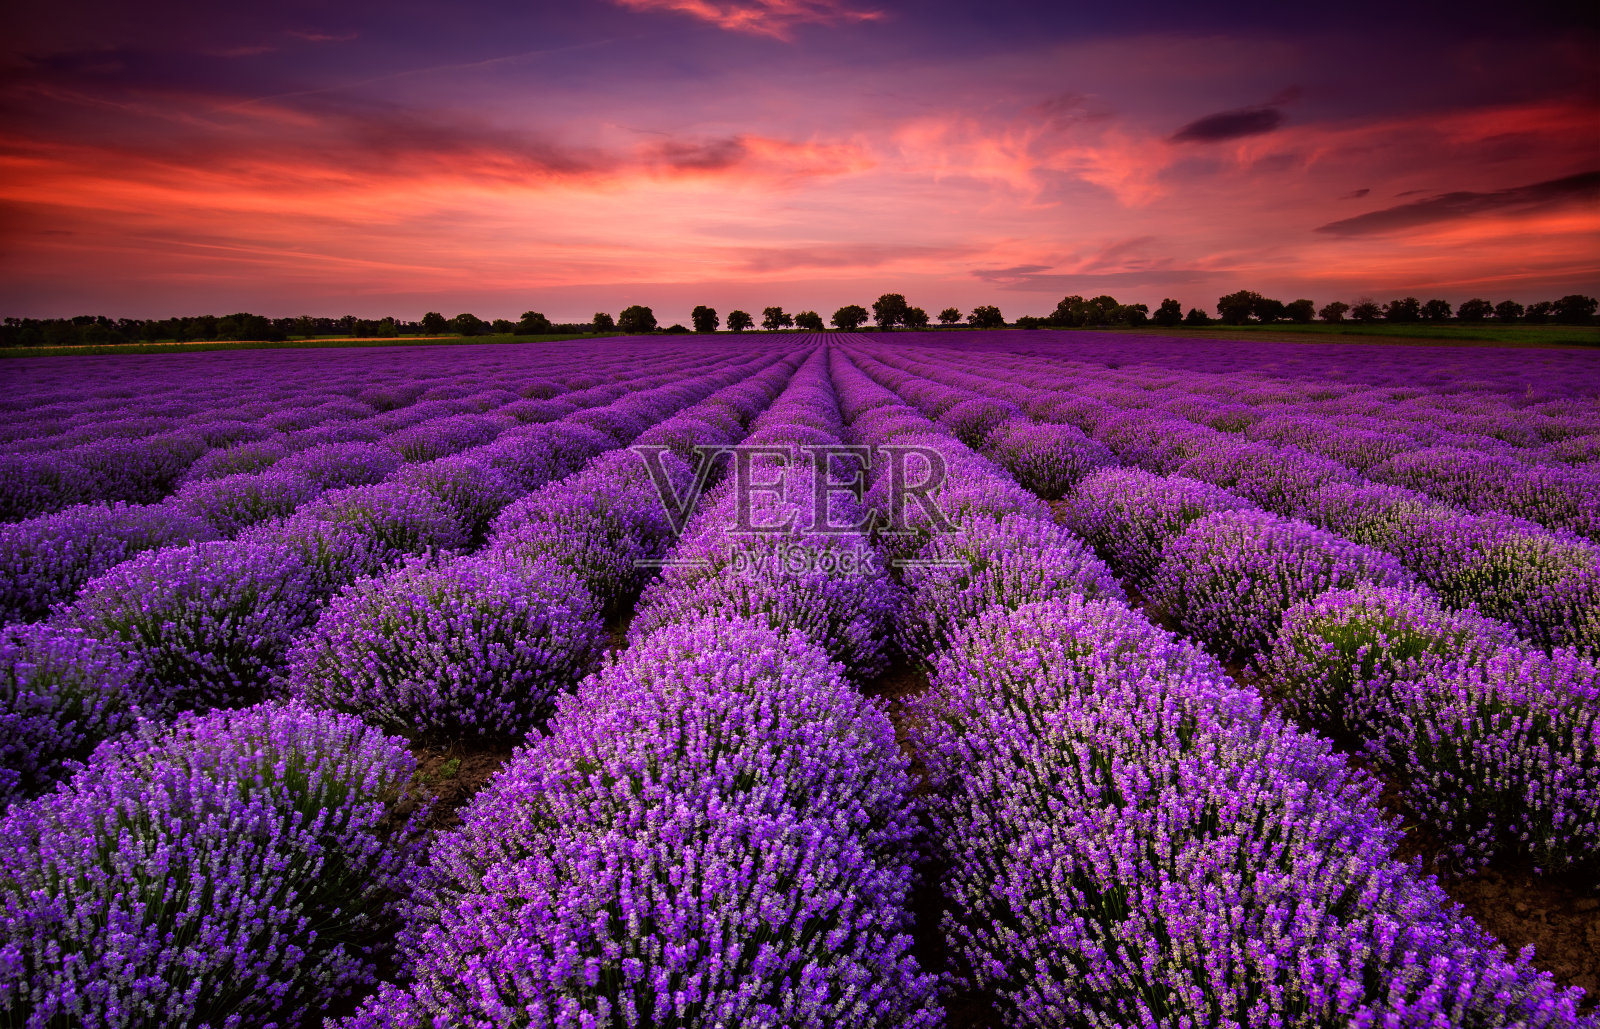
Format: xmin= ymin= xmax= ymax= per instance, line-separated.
xmin=896 ymin=513 xmax=1124 ymax=661
xmin=936 ymin=396 xmax=1020 ymax=448
xmin=1382 ymin=647 xmax=1600 ymax=872
xmin=981 ymin=419 xmax=1115 ymax=499
xmin=64 ymin=538 xmax=322 ymax=712
xmin=351 ymin=616 xmax=935 ymax=1028
xmin=1262 ymin=584 xmax=1520 ymax=742
xmin=293 ymin=481 xmax=469 ymax=557
xmin=275 ymin=440 xmax=403 ymax=488
xmin=178 ymin=437 xmax=291 ymax=483
xmin=383 ymin=413 xmax=506 ymax=462
xmin=286 ymin=552 xmax=604 ymax=741
xmin=169 ymin=465 xmax=322 ymax=535
xmin=908 ymin=595 xmax=1583 ymax=1027
xmin=0 ymin=701 xmax=423 ymax=1027
xmin=1057 ymin=467 xmax=1251 ymax=591
xmin=0 ymin=454 xmax=95 ymax=522
xmin=0 ymin=502 xmax=217 ymax=623
xmin=0 ymin=623 xmax=140 ymax=804
xmin=394 ymin=453 xmax=521 ymax=546
xmin=58 ymin=430 xmax=209 ymax=505
xmin=1149 ymin=508 xmax=1415 ymax=663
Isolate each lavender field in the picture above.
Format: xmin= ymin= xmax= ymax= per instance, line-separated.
xmin=1 ymin=333 xmax=1597 ymax=1028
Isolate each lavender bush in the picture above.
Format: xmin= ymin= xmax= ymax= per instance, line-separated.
xmin=896 ymin=513 xmax=1123 ymax=661
xmin=393 ymin=453 xmax=521 ymax=546
xmin=349 ymin=616 xmax=935 ymax=1028
xmin=0 ymin=455 xmax=93 ymax=522
xmin=286 ymin=552 xmax=605 ymax=741
xmin=0 ymin=701 xmax=424 ymax=1028
xmin=1262 ymin=585 xmax=1519 ymax=740
xmin=274 ymin=440 xmax=402 ymax=489
xmin=1149 ymin=509 xmax=1414 ymax=663
xmin=1057 ymin=467 xmax=1250 ymax=591
xmin=293 ymin=481 xmax=469 ymax=557
xmin=169 ymin=465 xmax=322 ymax=535
xmin=64 ymin=538 xmax=322 ymax=712
xmin=981 ymin=419 xmax=1114 ymax=499
xmin=0 ymin=502 xmax=217 ymax=623
xmin=1382 ymin=648 xmax=1600 ymax=873
xmin=909 ymin=596 xmax=1583 ymax=1027
xmin=0 ymin=624 xmax=140 ymax=805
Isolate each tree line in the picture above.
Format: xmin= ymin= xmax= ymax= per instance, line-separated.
xmin=1157 ymin=291 xmax=1600 ymax=327
xmin=5 ymin=290 xmax=1595 ymax=348
xmin=0 ymin=311 xmax=597 ymax=348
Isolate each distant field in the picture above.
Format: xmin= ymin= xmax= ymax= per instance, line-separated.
xmin=0 ymin=332 xmax=600 ymax=359
xmin=6 ymin=324 xmax=1597 ymax=359
xmin=1122 ymin=322 xmax=1600 ymax=347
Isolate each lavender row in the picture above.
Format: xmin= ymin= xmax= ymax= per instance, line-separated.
xmin=0 ymin=353 xmax=742 ymax=622
xmin=943 ymin=330 xmax=1600 ymax=455
xmin=630 ymin=349 xmax=900 ymax=678
xmin=855 ymin=343 xmax=1599 ymax=655
xmin=929 ymin=342 xmax=1600 ymax=538
xmin=0 ymin=338 xmax=737 ymax=449
xmin=0 ymin=350 xmax=813 ymax=1027
xmin=0 ymin=351 xmax=796 ymax=806
xmin=829 ymin=344 xmax=1588 ymax=1024
xmin=844 ymin=344 xmax=1600 ymax=879
xmin=287 ymin=351 xmax=805 ymax=744
xmin=0 ymin=342 xmax=734 ymax=520
xmin=342 ymin=349 xmax=940 ymax=1025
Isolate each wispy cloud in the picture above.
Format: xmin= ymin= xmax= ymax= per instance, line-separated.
xmin=610 ymin=0 xmax=883 ymax=40
xmin=1171 ymin=104 xmax=1284 ymax=143
xmin=1314 ymin=170 xmax=1600 ymax=236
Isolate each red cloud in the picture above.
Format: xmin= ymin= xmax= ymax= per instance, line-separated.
xmin=610 ymin=0 xmax=883 ymax=39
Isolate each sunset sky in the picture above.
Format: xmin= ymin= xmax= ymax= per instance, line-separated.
xmin=2 ymin=0 xmax=1597 ymax=322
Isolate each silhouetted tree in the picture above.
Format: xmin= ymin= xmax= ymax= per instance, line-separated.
xmin=1318 ymin=301 xmax=1349 ymax=323
xmin=1493 ymin=300 xmax=1523 ymax=323
xmin=618 ymin=305 xmax=657 ymax=333
xmin=1216 ymin=290 xmax=1262 ymax=325
xmin=832 ymin=305 xmax=869 ymax=330
xmin=1383 ymin=297 xmax=1421 ymax=323
xmin=727 ymin=309 xmax=754 ymax=332
xmin=1349 ymin=300 xmax=1382 ymax=323
xmin=1253 ymin=297 xmax=1286 ymax=323
xmin=967 ymin=305 xmax=1004 ymax=329
xmin=794 ymin=310 xmax=824 ymax=331
xmin=1456 ymin=299 xmax=1492 ymax=322
xmin=664 ymin=324 xmax=690 ymax=333
xmin=1554 ymin=295 xmax=1598 ymax=324
xmin=516 ymin=311 xmax=553 ymax=334
xmin=1051 ymin=295 xmax=1087 ymax=327
xmin=374 ymin=317 xmax=398 ymax=338
xmin=1152 ymin=298 xmax=1183 ymax=326
xmin=491 ymin=319 xmax=516 ymax=334
xmin=1524 ymin=301 xmax=1555 ymax=324
xmin=1014 ymin=316 xmax=1047 ymax=329
xmin=451 ymin=313 xmax=486 ymax=336
xmin=421 ymin=312 xmax=449 ymax=333
xmin=1183 ymin=307 xmax=1210 ymax=326
xmin=691 ymin=305 xmax=719 ymax=333
xmin=872 ymin=293 xmax=909 ymax=330
xmin=338 ymin=315 xmax=358 ymax=335
xmin=903 ymin=306 xmax=930 ymax=329
xmin=592 ymin=312 xmax=615 ymax=332
xmin=1285 ymin=299 xmax=1315 ymax=323
xmin=1420 ymin=299 xmax=1453 ymax=322
xmin=938 ymin=307 xmax=962 ymax=326
xmin=1113 ymin=303 xmax=1148 ymax=326
xmin=762 ymin=306 xmax=793 ymax=330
